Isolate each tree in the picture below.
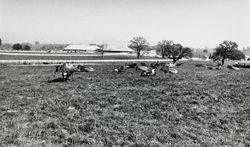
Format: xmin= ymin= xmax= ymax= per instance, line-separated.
xmin=23 ymin=45 xmax=31 ymax=51
xmin=35 ymin=41 xmax=40 ymax=45
xmin=13 ymin=43 xmax=22 ymax=50
xmin=203 ymin=49 xmax=208 ymax=53
xmin=164 ymin=43 xmax=193 ymax=63
xmin=212 ymin=40 xmax=239 ymax=65
xmin=128 ymin=36 xmax=148 ymax=59
xmin=157 ymin=40 xmax=173 ymax=58
xmin=228 ymin=49 xmax=245 ymax=60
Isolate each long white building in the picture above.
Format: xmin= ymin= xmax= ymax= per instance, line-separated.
xmin=63 ymin=45 xmax=101 ymax=53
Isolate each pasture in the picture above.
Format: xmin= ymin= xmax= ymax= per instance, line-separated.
xmin=0 ymin=61 xmax=249 ymax=146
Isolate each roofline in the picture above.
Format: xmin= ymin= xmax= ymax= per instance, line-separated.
xmin=103 ymin=50 xmax=133 ymax=53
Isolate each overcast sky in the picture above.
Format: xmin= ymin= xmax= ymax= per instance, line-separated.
xmin=0 ymin=0 xmax=249 ymax=48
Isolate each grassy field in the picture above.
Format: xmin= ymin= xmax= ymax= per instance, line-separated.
xmin=0 ymin=61 xmax=249 ymax=146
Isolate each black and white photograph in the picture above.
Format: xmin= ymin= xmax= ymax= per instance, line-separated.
xmin=0 ymin=0 xmax=249 ymax=146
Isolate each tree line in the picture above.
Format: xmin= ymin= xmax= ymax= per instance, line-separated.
xmin=0 ymin=37 xmax=246 ymax=64
xmin=128 ymin=37 xmax=193 ymax=64
xmin=0 ymin=40 xmax=67 ymax=51
xmin=128 ymin=36 xmax=245 ymax=64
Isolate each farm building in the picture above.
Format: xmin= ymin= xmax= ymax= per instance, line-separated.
xmin=103 ymin=45 xmax=134 ymax=53
xmin=243 ymin=47 xmax=250 ymax=61
xmin=141 ymin=50 xmax=157 ymax=57
xmin=63 ymin=45 xmax=101 ymax=53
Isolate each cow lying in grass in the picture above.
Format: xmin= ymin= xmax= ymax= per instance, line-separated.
xmin=113 ymin=62 xmax=157 ymax=76
xmin=196 ymin=63 xmax=221 ymax=70
xmin=136 ymin=61 xmax=178 ymax=76
xmin=55 ymin=63 xmax=80 ymax=81
xmin=234 ymin=61 xmax=250 ymax=68
xmin=55 ymin=63 xmax=95 ymax=81
xmin=206 ymin=65 xmax=221 ymax=70
xmin=136 ymin=63 xmax=157 ymax=76
xmin=77 ymin=65 xmax=95 ymax=72
xmin=227 ymin=65 xmax=240 ymax=70
xmin=160 ymin=64 xmax=178 ymax=74
xmin=114 ymin=64 xmax=129 ymax=73
xmin=141 ymin=61 xmax=182 ymax=76
xmin=115 ymin=61 xmax=181 ymax=76
xmin=140 ymin=68 xmax=156 ymax=76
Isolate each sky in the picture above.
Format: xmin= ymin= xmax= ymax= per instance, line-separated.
xmin=0 ymin=0 xmax=249 ymax=48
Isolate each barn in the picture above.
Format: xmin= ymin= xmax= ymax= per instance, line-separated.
xmin=99 ymin=44 xmax=135 ymax=56
xmin=63 ymin=45 xmax=101 ymax=53
xmin=103 ymin=45 xmax=134 ymax=53
xmin=141 ymin=50 xmax=157 ymax=57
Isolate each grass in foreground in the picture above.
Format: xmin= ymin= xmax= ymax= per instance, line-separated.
xmin=0 ymin=61 xmax=249 ymax=146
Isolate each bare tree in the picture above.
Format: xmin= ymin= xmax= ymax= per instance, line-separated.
xmin=212 ymin=40 xmax=239 ymax=65
xmin=165 ymin=43 xmax=193 ymax=64
xmin=128 ymin=36 xmax=148 ymax=59
xmin=157 ymin=40 xmax=173 ymax=58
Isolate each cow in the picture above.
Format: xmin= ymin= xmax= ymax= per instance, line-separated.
xmin=227 ymin=65 xmax=240 ymax=70
xmin=77 ymin=65 xmax=95 ymax=72
xmin=234 ymin=61 xmax=250 ymax=68
xmin=160 ymin=65 xmax=178 ymax=74
xmin=114 ymin=64 xmax=129 ymax=73
xmin=141 ymin=68 xmax=157 ymax=76
xmin=150 ymin=61 xmax=160 ymax=69
xmin=127 ymin=62 xmax=137 ymax=68
xmin=54 ymin=63 xmax=81 ymax=81
xmin=137 ymin=63 xmax=158 ymax=76
xmin=140 ymin=62 xmax=147 ymax=66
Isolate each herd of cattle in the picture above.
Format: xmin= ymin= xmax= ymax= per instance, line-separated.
xmin=54 ymin=61 xmax=182 ymax=81
xmin=54 ymin=61 xmax=250 ymax=82
xmin=195 ymin=61 xmax=250 ymax=71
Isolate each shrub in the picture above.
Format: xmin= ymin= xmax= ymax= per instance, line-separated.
xmin=23 ymin=45 xmax=31 ymax=51
xmin=12 ymin=43 xmax=22 ymax=50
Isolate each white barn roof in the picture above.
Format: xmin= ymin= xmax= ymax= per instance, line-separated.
xmin=64 ymin=45 xmax=100 ymax=51
xmin=103 ymin=45 xmax=134 ymax=52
